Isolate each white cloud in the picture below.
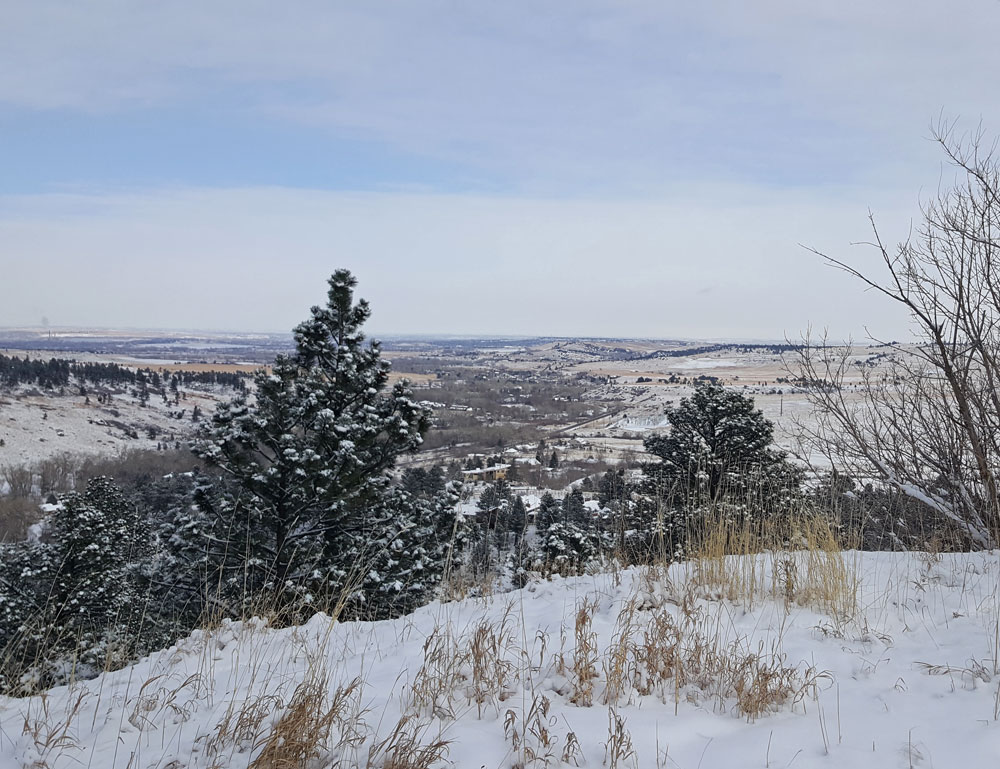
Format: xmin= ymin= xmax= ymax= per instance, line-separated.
xmin=5 ymin=2 xmax=999 ymax=189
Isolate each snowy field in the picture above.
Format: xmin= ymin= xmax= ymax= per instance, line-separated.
xmin=0 ymin=386 xmax=222 ymax=467
xmin=4 ymin=551 xmax=999 ymax=768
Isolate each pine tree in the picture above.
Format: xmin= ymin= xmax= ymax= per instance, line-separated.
xmin=505 ymin=495 xmax=528 ymax=555
xmin=0 ymin=477 xmax=144 ymax=690
xmin=477 ymin=478 xmax=511 ymax=530
xmin=425 ymin=465 xmax=446 ymax=495
xmin=525 ymin=491 xmax=601 ymax=575
xmin=402 ymin=467 xmax=429 ymax=496
xmin=562 ymin=488 xmax=587 ymax=525
xmin=0 ymin=540 xmax=55 ymax=691
xmin=42 ymin=477 xmax=143 ymax=668
xmin=599 ymin=469 xmax=627 ymax=509
xmin=535 ymin=492 xmax=561 ymax=530
xmin=195 ymin=270 xmax=445 ymax=619
xmin=634 ymin=381 xmax=802 ymax=561
xmin=642 ymin=381 xmax=798 ymax=504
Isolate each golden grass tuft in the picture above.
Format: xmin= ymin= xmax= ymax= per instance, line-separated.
xmin=681 ymin=511 xmax=859 ymax=620
xmin=249 ymin=675 xmax=364 ymax=769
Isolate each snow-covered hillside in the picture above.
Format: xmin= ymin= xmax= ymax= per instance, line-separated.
xmin=4 ymin=551 xmax=999 ymax=768
xmin=0 ymin=385 xmax=224 ymax=466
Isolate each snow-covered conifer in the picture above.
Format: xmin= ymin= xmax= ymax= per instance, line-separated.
xmin=195 ymin=270 xmax=453 ymax=619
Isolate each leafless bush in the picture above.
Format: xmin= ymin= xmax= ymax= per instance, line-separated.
xmin=37 ymin=453 xmax=78 ymax=496
xmin=0 ymin=496 xmax=38 ymax=541
xmin=2 ymin=463 xmax=33 ymax=498
xmin=76 ymin=448 xmax=202 ymax=489
xmin=799 ymin=121 xmax=1000 ymax=547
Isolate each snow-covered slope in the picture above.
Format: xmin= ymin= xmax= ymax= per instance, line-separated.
xmin=4 ymin=552 xmax=999 ymax=768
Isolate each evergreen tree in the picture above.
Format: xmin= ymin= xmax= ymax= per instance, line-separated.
xmin=195 ymin=270 xmax=450 ymax=619
xmin=43 ymin=478 xmax=142 ymax=660
xmin=402 ymin=467 xmax=429 ymax=496
xmin=425 ymin=465 xmax=446 ymax=495
xmin=562 ymin=487 xmax=587 ymax=525
xmin=505 ymin=495 xmax=528 ymax=555
xmin=599 ymin=468 xmax=627 ymax=509
xmin=523 ymin=490 xmax=601 ymax=575
xmin=535 ymin=492 xmax=561 ymax=530
xmin=634 ymin=382 xmax=802 ymax=561
xmin=477 ymin=478 xmax=511 ymax=530
xmin=642 ymin=381 xmax=798 ymax=504
xmin=0 ymin=477 xmax=144 ymax=690
xmin=548 ymin=451 xmax=559 ymax=470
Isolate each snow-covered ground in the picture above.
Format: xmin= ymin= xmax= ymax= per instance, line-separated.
xmin=4 ymin=551 xmax=999 ymax=768
xmin=0 ymin=386 xmax=223 ymax=466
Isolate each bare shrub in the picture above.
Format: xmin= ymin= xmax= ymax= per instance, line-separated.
xmin=0 ymin=496 xmax=38 ymax=541
xmin=37 ymin=453 xmax=78 ymax=496
xmin=798 ymin=122 xmax=1000 ymax=547
xmin=76 ymin=448 xmax=202 ymax=489
xmin=2 ymin=463 xmax=33 ymax=498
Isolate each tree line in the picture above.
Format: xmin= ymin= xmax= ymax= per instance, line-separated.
xmin=0 ymin=353 xmax=248 ymax=391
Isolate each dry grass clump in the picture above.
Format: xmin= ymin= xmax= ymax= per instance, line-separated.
xmin=602 ymin=599 xmax=639 ymax=706
xmin=603 ymin=706 xmax=636 ymax=769
xmin=503 ymin=694 xmax=582 ymax=769
xmin=560 ymin=599 xmax=599 ymax=708
xmin=627 ymin=605 xmax=824 ymax=721
xmin=249 ymin=675 xmax=365 ymax=769
xmin=19 ymin=691 xmax=87 ymax=769
xmin=682 ymin=511 xmax=858 ymax=619
xmin=208 ymin=691 xmax=285 ymax=756
xmin=126 ymin=672 xmax=203 ymax=732
xmin=365 ymin=714 xmax=450 ymax=769
xmin=467 ymin=606 xmax=519 ymax=716
xmin=408 ymin=605 xmax=520 ymax=722
xmin=408 ymin=625 xmax=471 ymax=720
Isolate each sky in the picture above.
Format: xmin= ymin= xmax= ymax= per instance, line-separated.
xmin=3 ymin=1 xmax=1000 ymax=340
